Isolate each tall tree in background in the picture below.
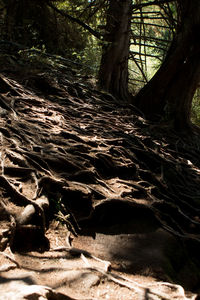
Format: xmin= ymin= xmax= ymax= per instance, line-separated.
xmin=132 ymin=0 xmax=200 ymax=131
xmin=98 ymin=0 xmax=132 ymax=101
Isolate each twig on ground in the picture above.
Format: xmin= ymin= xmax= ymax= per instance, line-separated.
xmin=50 ymin=246 xmax=111 ymax=272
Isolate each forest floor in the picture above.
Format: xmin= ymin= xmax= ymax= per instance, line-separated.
xmin=0 ymin=49 xmax=200 ymax=299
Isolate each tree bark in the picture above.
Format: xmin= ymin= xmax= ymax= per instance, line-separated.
xmin=98 ymin=0 xmax=132 ymax=101
xmin=132 ymin=0 xmax=200 ymax=131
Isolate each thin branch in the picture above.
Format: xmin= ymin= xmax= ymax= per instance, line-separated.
xmin=160 ymin=2 xmax=177 ymax=29
xmin=46 ymin=2 xmax=102 ymax=40
xmin=130 ymin=51 xmax=162 ymax=61
xmin=130 ymin=53 xmax=148 ymax=83
xmin=132 ymin=21 xmax=171 ymax=29
xmin=132 ymin=0 xmax=175 ymax=11
xmin=133 ymin=35 xmax=171 ymax=44
xmin=132 ymin=10 xmax=162 ymax=14
xmin=131 ymin=43 xmax=168 ymax=52
xmin=132 ymin=16 xmax=168 ymax=20
xmin=79 ymin=0 xmax=107 ymax=22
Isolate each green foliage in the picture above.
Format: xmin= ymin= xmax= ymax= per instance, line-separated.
xmin=191 ymin=89 xmax=200 ymax=125
xmin=71 ymin=35 xmax=101 ymax=74
xmin=55 ymin=0 xmax=104 ymax=62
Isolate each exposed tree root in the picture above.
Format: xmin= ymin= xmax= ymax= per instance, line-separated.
xmin=0 ymin=51 xmax=200 ymax=293
xmin=81 ymin=254 xmax=191 ymax=300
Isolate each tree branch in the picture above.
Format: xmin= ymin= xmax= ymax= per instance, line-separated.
xmin=46 ymin=2 xmax=102 ymax=40
xmin=132 ymin=0 xmax=175 ymax=11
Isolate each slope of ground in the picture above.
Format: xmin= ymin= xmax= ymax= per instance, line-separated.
xmin=0 ymin=49 xmax=200 ymax=299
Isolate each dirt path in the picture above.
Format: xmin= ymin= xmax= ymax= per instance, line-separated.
xmin=0 ymin=222 xmax=197 ymax=300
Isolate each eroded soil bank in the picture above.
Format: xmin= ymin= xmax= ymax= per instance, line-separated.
xmin=0 ymin=50 xmax=200 ymax=299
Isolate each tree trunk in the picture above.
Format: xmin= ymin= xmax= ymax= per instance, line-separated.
xmin=132 ymin=0 xmax=200 ymax=131
xmin=98 ymin=0 xmax=132 ymax=101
